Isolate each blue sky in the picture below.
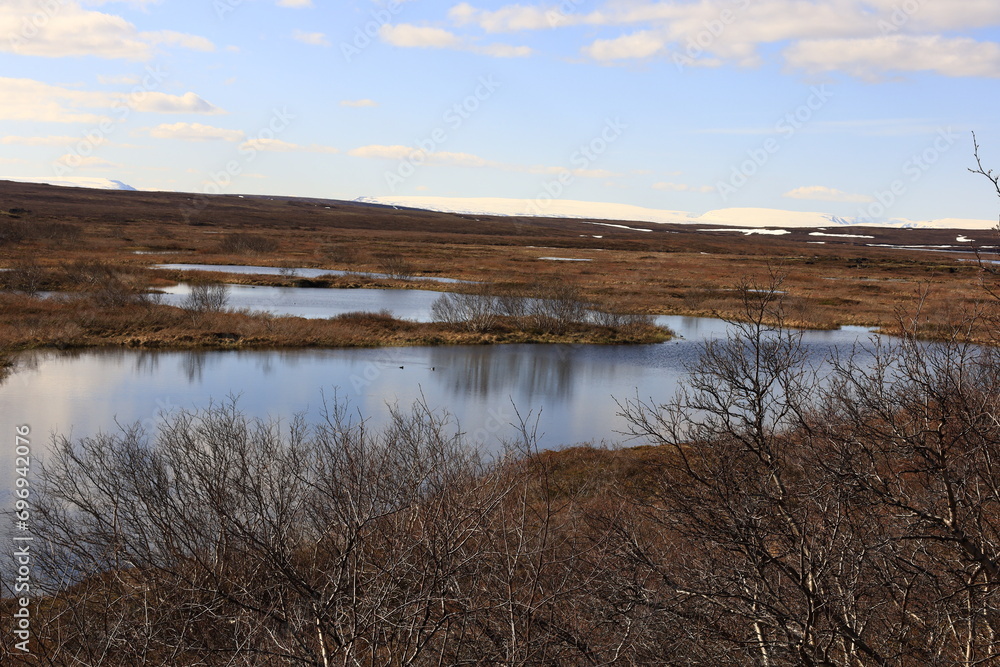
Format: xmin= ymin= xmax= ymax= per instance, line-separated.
xmin=2 ymin=0 xmax=1000 ymax=222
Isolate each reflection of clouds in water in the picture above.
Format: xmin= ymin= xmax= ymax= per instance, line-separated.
xmin=155 ymin=264 xmax=470 ymax=284
xmin=658 ymin=316 xmax=732 ymax=341
xmin=160 ymin=284 xmax=442 ymax=321
xmin=1 ymin=320 xmax=884 ymax=459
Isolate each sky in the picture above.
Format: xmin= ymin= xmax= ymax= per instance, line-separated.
xmin=2 ymin=0 xmax=1000 ymax=223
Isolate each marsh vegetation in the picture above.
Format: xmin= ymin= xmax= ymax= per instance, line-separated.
xmin=8 ymin=285 xmax=1000 ymax=665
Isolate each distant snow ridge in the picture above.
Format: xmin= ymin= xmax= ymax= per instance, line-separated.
xmin=9 ymin=176 xmax=136 ymax=191
xmin=356 ymin=196 xmax=998 ymax=230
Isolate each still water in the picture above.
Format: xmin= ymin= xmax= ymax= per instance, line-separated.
xmin=1 ymin=317 xmax=873 ymax=456
xmin=155 ymin=263 xmax=470 ymax=284
xmin=158 ymin=283 xmax=445 ymax=321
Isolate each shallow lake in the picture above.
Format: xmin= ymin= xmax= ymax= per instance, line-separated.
xmin=1 ymin=318 xmax=874 ymax=475
xmin=155 ymin=263 xmax=470 ymax=284
xmin=4 ymin=270 xmax=882 ymax=506
xmin=158 ymin=283 xmax=446 ymax=321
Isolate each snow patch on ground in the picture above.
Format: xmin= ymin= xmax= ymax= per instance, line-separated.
xmin=698 ymin=228 xmax=791 ymax=236
xmin=8 ymin=176 xmax=136 ymax=190
xmin=585 ymin=222 xmax=653 ymax=232
xmin=355 ymin=196 xmax=999 ymax=230
xmin=867 ymin=244 xmax=957 ymax=249
xmin=809 ymin=232 xmax=875 ymax=239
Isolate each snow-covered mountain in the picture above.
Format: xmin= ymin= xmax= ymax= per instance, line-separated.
xmin=355 ymin=196 xmax=998 ymax=231
xmin=9 ymin=176 xmax=136 ymax=191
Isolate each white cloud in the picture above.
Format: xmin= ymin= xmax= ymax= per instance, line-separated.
xmin=277 ymin=0 xmax=313 ymax=6
xmin=0 ymin=78 xmax=113 ymax=123
xmin=144 ymin=30 xmax=214 ymax=52
xmin=98 ymin=74 xmax=142 ymax=85
xmin=784 ymin=35 xmax=1000 ymax=79
xmin=380 ymin=24 xmax=463 ymax=49
xmin=83 ymin=0 xmax=164 ymax=7
xmin=446 ymin=0 xmax=1000 ymax=78
xmin=132 ymin=91 xmax=224 ymax=114
xmin=143 ymin=123 xmax=244 ymax=142
xmin=0 ymin=78 xmax=225 ymax=123
xmin=0 ymin=0 xmax=213 ymax=60
xmin=340 ymin=99 xmax=379 ymax=108
xmin=477 ymin=42 xmax=532 ymax=57
xmin=379 ymin=23 xmax=532 ymax=57
xmin=239 ymin=138 xmax=339 ymax=154
xmin=292 ymin=30 xmax=330 ymax=47
xmin=783 ymin=185 xmax=875 ymax=203
xmin=583 ymin=31 xmax=664 ymax=61
xmin=858 ymin=0 xmax=1000 ymax=32
xmin=1 ymin=135 xmax=79 ymax=146
xmin=449 ymin=3 xmax=572 ymax=32
xmin=349 ymin=145 xmax=412 ymax=160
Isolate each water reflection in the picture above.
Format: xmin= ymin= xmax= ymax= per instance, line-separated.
xmin=155 ymin=263 xmax=470 ymax=284
xmin=432 ymin=345 xmax=582 ymax=402
xmin=158 ymin=284 xmax=444 ymax=321
xmin=2 ymin=317 xmax=879 ymax=457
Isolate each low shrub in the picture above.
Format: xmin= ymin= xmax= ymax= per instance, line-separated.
xmin=62 ymin=260 xmax=159 ymax=308
xmin=182 ymin=283 xmax=230 ymax=313
xmin=217 ymin=232 xmax=277 ymax=254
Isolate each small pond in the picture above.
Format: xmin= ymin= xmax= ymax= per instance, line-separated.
xmin=155 ymin=263 xmax=471 ymax=284
xmin=158 ymin=283 xmax=445 ymax=321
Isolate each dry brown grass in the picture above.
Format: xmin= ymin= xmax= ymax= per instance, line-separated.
xmin=1 ymin=179 xmax=995 ymax=345
xmin=0 ymin=292 xmax=669 ymax=352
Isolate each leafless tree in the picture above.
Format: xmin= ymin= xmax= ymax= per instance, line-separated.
xmin=816 ymin=301 xmax=1000 ymax=663
xmin=528 ymin=282 xmax=590 ymax=334
xmin=182 ymin=282 xmax=231 ymax=313
xmin=9 ymin=394 xmax=643 ymax=665
xmin=4 ymin=258 xmax=47 ymax=296
xmin=431 ymin=282 xmax=605 ymax=335
xmin=431 ymin=284 xmax=500 ymax=332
